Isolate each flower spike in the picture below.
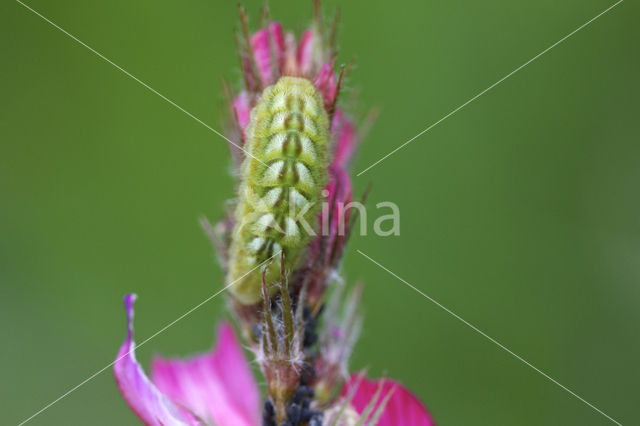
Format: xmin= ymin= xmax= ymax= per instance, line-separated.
xmin=115 ymin=3 xmax=435 ymax=425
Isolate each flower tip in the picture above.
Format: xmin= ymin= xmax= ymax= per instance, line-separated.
xmin=123 ymin=293 xmax=138 ymax=337
xmin=123 ymin=292 xmax=137 ymax=306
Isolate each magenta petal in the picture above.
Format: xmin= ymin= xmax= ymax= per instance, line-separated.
xmin=151 ymin=322 xmax=260 ymax=426
xmin=331 ymin=109 xmax=358 ymax=169
xmin=325 ymin=72 xmax=337 ymax=106
xmin=324 ymin=165 xmax=353 ymax=244
xmin=114 ymin=294 xmax=201 ymax=426
xmin=232 ymin=91 xmax=252 ymax=137
xmin=341 ymin=375 xmax=435 ymax=426
xmin=297 ymin=29 xmax=314 ymax=73
xmin=313 ymin=63 xmax=333 ymax=106
xmin=308 ymin=165 xmax=353 ymax=270
xmin=250 ymin=22 xmax=285 ymax=86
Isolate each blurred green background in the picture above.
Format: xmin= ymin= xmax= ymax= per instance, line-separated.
xmin=2 ymin=0 xmax=639 ymax=424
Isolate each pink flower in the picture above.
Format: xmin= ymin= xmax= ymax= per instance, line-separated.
xmin=114 ymin=294 xmax=260 ymax=426
xmin=230 ymin=12 xmax=343 ymax=147
xmin=114 ymin=295 xmax=435 ymax=426
xmin=115 ymin=5 xmax=435 ymax=425
xmin=249 ymin=22 xmax=285 ymax=87
xmin=341 ymin=374 xmax=436 ymax=426
xmin=330 ymin=109 xmax=359 ymax=169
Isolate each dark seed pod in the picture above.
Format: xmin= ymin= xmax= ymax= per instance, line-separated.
xmin=288 ymin=403 xmax=301 ymax=423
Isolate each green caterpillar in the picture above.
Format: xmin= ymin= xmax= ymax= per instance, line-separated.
xmin=228 ymin=77 xmax=330 ymax=304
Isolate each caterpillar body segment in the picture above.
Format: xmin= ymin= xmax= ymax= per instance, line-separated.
xmin=228 ymin=77 xmax=331 ymax=304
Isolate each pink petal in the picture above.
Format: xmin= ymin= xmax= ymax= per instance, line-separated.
xmin=241 ymin=54 xmax=258 ymax=91
xmin=312 ymin=61 xmax=342 ymax=112
xmin=303 ymin=165 xmax=354 ymax=306
xmin=297 ymin=29 xmax=314 ymax=73
xmin=308 ymin=165 xmax=353 ymax=268
xmin=313 ymin=62 xmax=335 ymax=107
xmin=325 ymin=71 xmax=337 ymax=106
xmin=232 ymin=91 xmax=252 ymax=137
xmin=250 ymin=22 xmax=285 ymax=87
xmin=283 ymin=32 xmax=299 ymax=75
xmin=331 ymin=109 xmax=359 ymax=169
xmin=303 ymin=165 xmax=352 ymax=296
xmin=113 ymin=294 xmax=201 ymax=426
xmin=341 ymin=375 xmax=435 ymax=426
xmin=151 ymin=323 xmax=260 ymax=426
xmin=324 ymin=165 xmax=353 ymax=246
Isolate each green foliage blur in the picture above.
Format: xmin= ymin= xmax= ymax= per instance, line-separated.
xmin=2 ymin=0 xmax=639 ymax=424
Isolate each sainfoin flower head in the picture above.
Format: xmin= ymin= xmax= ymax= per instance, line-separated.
xmin=114 ymin=3 xmax=434 ymax=425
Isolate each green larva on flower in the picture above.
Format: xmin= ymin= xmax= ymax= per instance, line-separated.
xmin=111 ymin=4 xmax=435 ymax=426
xmin=227 ymin=76 xmax=331 ymax=304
